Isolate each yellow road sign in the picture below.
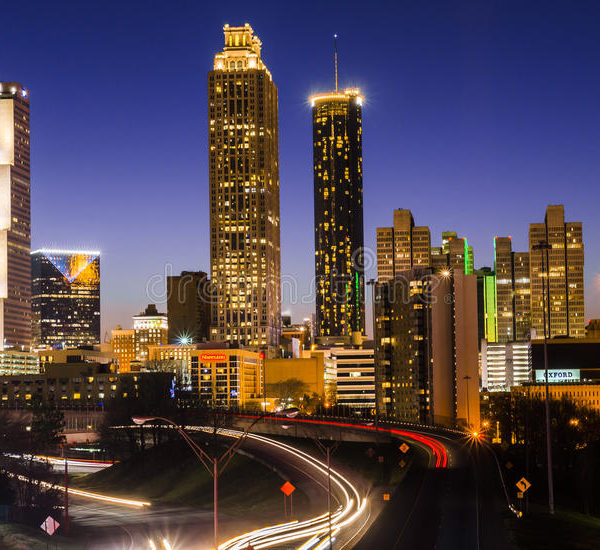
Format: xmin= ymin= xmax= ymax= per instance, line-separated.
xmin=399 ymin=443 xmax=410 ymax=454
xmin=516 ymin=477 xmax=531 ymax=493
xmin=517 ymin=491 xmax=523 ymax=499
xmin=383 ymin=493 xmax=390 ymax=501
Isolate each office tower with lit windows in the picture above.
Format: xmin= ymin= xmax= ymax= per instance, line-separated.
xmin=167 ymin=271 xmax=211 ymax=344
xmin=431 ymin=231 xmax=474 ymax=274
xmin=312 ymin=84 xmax=365 ymax=338
xmin=132 ymin=304 xmax=168 ymax=362
xmin=0 ymin=82 xmax=31 ymax=349
xmin=494 ymin=237 xmax=531 ymax=342
xmin=475 ymin=267 xmax=497 ymax=344
xmin=31 ymin=250 xmax=100 ymax=348
xmin=374 ymin=268 xmax=480 ymax=428
xmin=208 ymin=24 xmax=281 ymax=348
xmin=529 ymin=205 xmax=584 ymax=338
xmin=376 ymin=209 xmax=431 ymax=282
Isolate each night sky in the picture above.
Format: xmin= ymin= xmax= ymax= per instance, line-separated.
xmin=2 ymin=0 xmax=600 ymax=337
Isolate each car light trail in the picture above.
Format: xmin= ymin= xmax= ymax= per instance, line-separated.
xmin=3 ymin=470 xmax=151 ymax=508
xmin=6 ymin=453 xmax=115 ymax=471
xmin=59 ymin=486 xmax=151 ymax=508
xmin=194 ymin=427 xmax=367 ymax=550
xmin=236 ymin=415 xmax=450 ymax=468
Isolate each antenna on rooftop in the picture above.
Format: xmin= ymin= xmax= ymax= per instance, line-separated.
xmin=334 ymin=34 xmax=339 ymax=91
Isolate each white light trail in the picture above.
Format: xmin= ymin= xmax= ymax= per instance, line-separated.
xmin=198 ymin=427 xmax=368 ymax=550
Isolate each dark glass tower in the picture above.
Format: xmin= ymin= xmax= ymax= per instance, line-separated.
xmin=311 ymin=88 xmax=365 ymax=338
xmin=31 ymin=250 xmax=100 ymax=348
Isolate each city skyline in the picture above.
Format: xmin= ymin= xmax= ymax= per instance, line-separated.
xmin=2 ymin=0 xmax=600 ymax=335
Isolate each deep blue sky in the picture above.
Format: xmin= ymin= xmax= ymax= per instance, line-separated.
xmin=2 ymin=0 xmax=600 ymax=337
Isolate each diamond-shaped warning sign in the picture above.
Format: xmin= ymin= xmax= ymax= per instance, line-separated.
xmin=399 ymin=443 xmax=410 ymax=454
xmin=516 ymin=477 xmax=531 ymax=493
xmin=280 ymin=481 xmax=296 ymax=496
xmin=399 ymin=460 xmax=406 ymax=468
xmin=40 ymin=516 xmax=60 ymax=536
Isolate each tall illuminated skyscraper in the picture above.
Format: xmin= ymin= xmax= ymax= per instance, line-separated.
xmin=31 ymin=250 xmax=100 ymax=348
xmin=494 ymin=237 xmax=530 ymax=342
xmin=311 ymin=50 xmax=365 ymax=338
xmin=208 ymin=24 xmax=281 ymax=348
xmin=0 ymin=82 xmax=31 ymax=350
xmin=376 ymin=209 xmax=431 ymax=282
xmin=529 ymin=205 xmax=584 ymax=338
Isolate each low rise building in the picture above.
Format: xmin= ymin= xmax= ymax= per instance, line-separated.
xmin=264 ymin=356 xmax=325 ymax=399
xmin=481 ymin=341 xmax=531 ymax=391
xmin=191 ymin=349 xmax=262 ymax=408
xmin=325 ymin=347 xmax=375 ymax=412
xmin=512 ymin=382 xmax=600 ymax=413
xmin=0 ymin=361 xmax=173 ymax=409
xmin=38 ymin=347 xmax=116 ymax=367
xmin=111 ymin=304 xmax=168 ymax=372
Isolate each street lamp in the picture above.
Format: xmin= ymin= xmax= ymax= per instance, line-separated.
xmin=132 ymin=410 xmax=298 ymax=550
xmin=533 ymin=239 xmax=554 ymax=515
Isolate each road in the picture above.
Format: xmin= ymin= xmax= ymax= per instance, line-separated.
xmin=353 ymin=435 xmax=514 ymax=550
xmin=235 ymin=416 xmax=514 ymax=550
xmin=31 ymin=419 xmax=510 ymax=549
xmin=60 ymin=426 xmax=369 ymax=549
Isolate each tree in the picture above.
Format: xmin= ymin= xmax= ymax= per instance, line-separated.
xmin=30 ymin=397 xmax=64 ymax=451
xmin=266 ymin=378 xmax=308 ymax=409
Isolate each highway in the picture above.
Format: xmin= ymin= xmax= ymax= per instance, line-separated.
xmin=50 ymin=426 xmax=371 ymax=549
xmin=234 ymin=416 xmax=514 ymax=550
xmin=26 ymin=419 xmax=508 ymax=550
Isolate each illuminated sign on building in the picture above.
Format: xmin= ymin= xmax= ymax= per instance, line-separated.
xmin=200 ymin=353 xmax=227 ymax=362
xmin=535 ymin=369 xmax=581 ymax=383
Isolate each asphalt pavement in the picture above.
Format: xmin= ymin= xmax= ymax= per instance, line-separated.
xmin=354 ymin=437 xmax=515 ymax=550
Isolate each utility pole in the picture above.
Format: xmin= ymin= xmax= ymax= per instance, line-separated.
xmin=533 ymin=240 xmax=555 ymax=515
xmin=62 ymin=446 xmax=69 ymax=535
xmin=327 ymin=446 xmax=332 ymax=550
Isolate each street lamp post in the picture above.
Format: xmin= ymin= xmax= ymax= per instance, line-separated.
xmin=533 ymin=240 xmax=555 ymax=515
xmin=132 ymin=415 xmax=261 ymax=549
xmin=314 ymin=438 xmax=338 ymax=550
xmin=133 ymin=410 xmax=296 ymax=549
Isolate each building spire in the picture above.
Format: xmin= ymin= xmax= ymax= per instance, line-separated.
xmin=334 ymin=34 xmax=338 ymax=91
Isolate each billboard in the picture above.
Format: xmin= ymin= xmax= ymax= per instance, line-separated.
xmin=535 ymin=369 xmax=580 ymax=383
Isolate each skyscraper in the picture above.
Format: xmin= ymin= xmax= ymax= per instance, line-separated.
xmin=374 ymin=269 xmax=480 ymax=428
xmin=494 ymin=237 xmax=531 ymax=342
xmin=208 ymin=24 xmax=281 ymax=348
xmin=0 ymin=82 xmax=31 ymax=349
xmin=431 ymin=232 xmax=474 ymax=274
xmin=31 ymin=250 xmax=100 ymax=348
xmin=529 ymin=205 xmax=584 ymax=338
xmin=312 ymin=64 xmax=365 ymax=337
xmin=166 ymin=271 xmax=211 ymax=344
xmin=475 ymin=267 xmax=497 ymax=344
xmin=376 ymin=209 xmax=431 ymax=282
